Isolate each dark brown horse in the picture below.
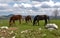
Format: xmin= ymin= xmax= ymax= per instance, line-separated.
xmin=33 ymin=15 xmax=49 ymax=26
xmin=25 ymin=15 xmax=32 ymax=23
xmin=9 ymin=15 xmax=22 ymax=26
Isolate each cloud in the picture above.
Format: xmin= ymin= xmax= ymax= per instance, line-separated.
xmin=31 ymin=0 xmax=54 ymax=8
xmin=13 ymin=3 xmax=32 ymax=8
xmin=52 ymin=0 xmax=60 ymax=2
xmin=55 ymin=2 xmax=60 ymax=6
xmin=32 ymin=0 xmax=60 ymax=8
xmin=0 ymin=9 xmax=14 ymax=16
xmin=32 ymin=7 xmax=39 ymax=11
xmin=42 ymin=0 xmax=54 ymax=7
xmin=0 ymin=9 xmax=13 ymax=12
xmin=32 ymin=0 xmax=50 ymax=2
xmin=0 ymin=0 xmax=14 ymax=3
xmin=54 ymin=2 xmax=60 ymax=8
xmin=13 ymin=3 xmax=19 ymax=7
xmin=0 ymin=3 xmax=14 ymax=15
xmin=0 ymin=3 xmax=11 ymax=10
xmin=21 ymin=3 xmax=32 ymax=8
xmin=32 ymin=1 xmax=41 ymax=7
xmin=0 ymin=0 xmax=31 ymax=4
xmin=41 ymin=4 xmax=51 ymax=8
xmin=32 ymin=1 xmax=41 ymax=4
xmin=0 ymin=3 xmax=9 ymax=7
xmin=0 ymin=0 xmax=60 ymax=16
xmin=32 ymin=0 xmax=60 ymax=2
xmin=17 ymin=0 xmax=31 ymax=2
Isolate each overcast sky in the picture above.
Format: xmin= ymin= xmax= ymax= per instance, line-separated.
xmin=0 ymin=0 xmax=60 ymax=16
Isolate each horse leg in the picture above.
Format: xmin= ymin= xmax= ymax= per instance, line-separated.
xmin=37 ymin=20 xmax=39 ymax=26
xmin=9 ymin=20 xmax=12 ymax=26
xmin=13 ymin=20 xmax=15 ymax=25
xmin=19 ymin=19 xmax=21 ymax=24
xmin=9 ymin=20 xmax=15 ymax=26
xmin=25 ymin=20 xmax=27 ymax=23
xmin=45 ymin=19 xmax=47 ymax=25
xmin=33 ymin=20 xmax=35 ymax=26
xmin=30 ymin=19 xmax=32 ymax=23
xmin=26 ymin=20 xmax=27 ymax=23
xmin=9 ymin=20 xmax=14 ymax=26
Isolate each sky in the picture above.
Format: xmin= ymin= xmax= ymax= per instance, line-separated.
xmin=0 ymin=0 xmax=60 ymax=16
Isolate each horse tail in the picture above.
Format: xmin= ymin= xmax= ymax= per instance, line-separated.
xmin=48 ymin=16 xmax=49 ymax=20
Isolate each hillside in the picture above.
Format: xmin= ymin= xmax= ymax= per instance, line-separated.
xmin=0 ymin=14 xmax=60 ymax=19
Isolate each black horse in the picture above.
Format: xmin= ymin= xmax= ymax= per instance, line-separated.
xmin=33 ymin=15 xmax=49 ymax=26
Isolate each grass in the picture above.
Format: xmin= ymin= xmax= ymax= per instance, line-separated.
xmin=0 ymin=19 xmax=60 ymax=38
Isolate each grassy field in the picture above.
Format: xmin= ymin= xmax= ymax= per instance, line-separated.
xmin=0 ymin=19 xmax=60 ymax=38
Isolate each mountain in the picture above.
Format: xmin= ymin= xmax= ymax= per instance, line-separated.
xmin=0 ymin=14 xmax=14 ymax=19
xmin=0 ymin=14 xmax=60 ymax=20
xmin=8 ymin=14 xmax=14 ymax=17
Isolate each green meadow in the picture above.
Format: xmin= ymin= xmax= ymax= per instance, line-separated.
xmin=0 ymin=19 xmax=60 ymax=38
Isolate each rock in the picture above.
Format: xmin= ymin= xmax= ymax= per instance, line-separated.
xmin=0 ymin=26 xmax=8 ymax=29
xmin=45 ymin=23 xmax=58 ymax=30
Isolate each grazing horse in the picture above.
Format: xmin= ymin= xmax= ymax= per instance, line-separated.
xmin=25 ymin=15 xmax=32 ymax=23
xmin=9 ymin=15 xmax=22 ymax=26
xmin=33 ymin=15 xmax=49 ymax=26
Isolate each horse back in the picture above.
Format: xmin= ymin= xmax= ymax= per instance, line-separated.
xmin=10 ymin=15 xmax=22 ymax=20
xmin=25 ymin=15 xmax=31 ymax=20
xmin=34 ymin=15 xmax=49 ymax=20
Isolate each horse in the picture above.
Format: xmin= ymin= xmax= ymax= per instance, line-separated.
xmin=9 ymin=15 xmax=22 ymax=26
xmin=33 ymin=15 xmax=49 ymax=26
xmin=25 ymin=15 xmax=32 ymax=23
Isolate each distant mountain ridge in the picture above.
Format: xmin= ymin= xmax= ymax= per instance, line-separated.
xmin=0 ymin=14 xmax=14 ymax=19
xmin=0 ymin=14 xmax=60 ymax=19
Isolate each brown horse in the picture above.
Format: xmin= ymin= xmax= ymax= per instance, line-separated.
xmin=25 ymin=15 xmax=32 ymax=23
xmin=9 ymin=15 xmax=22 ymax=26
xmin=33 ymin=15 xmax=49 ymax=26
